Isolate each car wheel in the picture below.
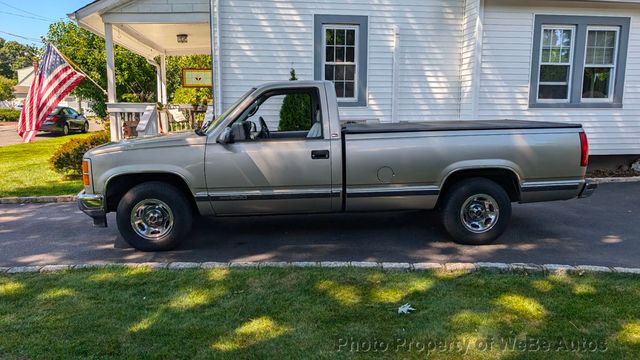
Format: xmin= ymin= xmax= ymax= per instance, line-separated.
xmin=441 ymin=177 xmax=511 ymax=245
xmin=116 ymin=181 xmax=193 ymax=251
xmin=62 ymin=124 xmax=70 ymax=136
xmin=81 ymin=121 xmax=89 ymax=133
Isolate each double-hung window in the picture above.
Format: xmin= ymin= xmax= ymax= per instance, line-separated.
xmin=314 ymin=15 xmax=368 ymax=107
xmin=323 ymin=25 xmax=358 ymax=101
xmin=530 ymin=16 xmax=629 ymax=108
xmin=582 ymin=26 xmax=619 ymax=101
xmin=538 ymin=26 xmax=575 ymax=102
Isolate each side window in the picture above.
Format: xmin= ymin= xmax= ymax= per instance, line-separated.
xmin=229 ymin=88 xmax=322 ymax=141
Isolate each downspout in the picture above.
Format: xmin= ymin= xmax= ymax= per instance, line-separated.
xmin=210 ymin=0 xmax=223 ymax=117
xmin=146 ymin=58 xmax=162 ymax=103
xmin=146 ymin=57 xmax=167 ymax=133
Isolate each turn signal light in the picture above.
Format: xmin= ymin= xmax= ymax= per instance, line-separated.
xmin=82 ymin=159 xmax=90 ymax=186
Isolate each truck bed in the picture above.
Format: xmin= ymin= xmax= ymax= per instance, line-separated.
xmin=342 ymin=119 xmax=582 ymax=134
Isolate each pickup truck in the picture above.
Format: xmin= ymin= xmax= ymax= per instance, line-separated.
xmin=78 ymin=80 xmax=596 ymax=251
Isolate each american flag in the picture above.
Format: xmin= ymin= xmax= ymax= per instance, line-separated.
xmin=17 ymin=44 xmax=84 ymax=143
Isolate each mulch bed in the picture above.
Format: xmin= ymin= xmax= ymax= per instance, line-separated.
xmin=587 ymin=169 xmax=640 ymax=178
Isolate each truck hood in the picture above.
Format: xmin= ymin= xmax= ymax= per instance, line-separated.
xmin=86 ymin=132 xmax=207 ymax=156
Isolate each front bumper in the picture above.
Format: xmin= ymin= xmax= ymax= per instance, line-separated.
xmin=77 ymin=190 xmax=107 ymax=227
xmin=578 ymin=180 xmax=598 ymax=198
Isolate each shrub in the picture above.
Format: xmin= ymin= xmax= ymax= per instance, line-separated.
xmin=0 ymin=108 xmax=21 ymax=122
xmin=49 ymin=131 xmax=111 ymax=176
xmin=278 ymin=69 xmax=312 ymax=131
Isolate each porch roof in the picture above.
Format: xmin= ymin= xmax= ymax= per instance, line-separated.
xmin=68 ymin=0 xmax=211 ymax=60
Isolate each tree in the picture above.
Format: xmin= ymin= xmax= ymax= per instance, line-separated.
xmin=0 ymin=75 xmax=16 ymax=101
xmin=278 ymin=68 xmax=311 ymax=131
xmin=166 ymin=55 xmax=212 ymax=102
xmin=0 ymin=38 xmax=37 ymax=79
xmin=46 ymin=21 xmax=156 ymax=117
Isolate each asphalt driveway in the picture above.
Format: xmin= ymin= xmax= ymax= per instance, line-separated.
xmin=0 ymin=182 xmax=638 ymax=268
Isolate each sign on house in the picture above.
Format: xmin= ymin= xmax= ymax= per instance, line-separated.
xmin=182 ymin=69 xmax=212 ymax=88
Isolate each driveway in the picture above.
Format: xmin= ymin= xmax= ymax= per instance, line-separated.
xmin=0 ymin=121 xmax=103 ymax=146
xmin=0 ymin=182 xmax=638 ymax=268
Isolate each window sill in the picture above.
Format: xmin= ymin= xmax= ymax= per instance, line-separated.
xmin=529 ymin=102 xmax=622 ymax=109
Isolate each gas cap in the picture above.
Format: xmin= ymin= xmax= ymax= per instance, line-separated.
xmin=377 ymin=166 xmax=395 ymax=183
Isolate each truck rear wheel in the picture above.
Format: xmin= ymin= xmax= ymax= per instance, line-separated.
xmin=441 ymin=178 xmax=511 ymax=245
xmin=116 ymin=181 xmax=192 ymax=251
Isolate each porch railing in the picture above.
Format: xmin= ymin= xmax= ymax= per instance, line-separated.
xmin=106 ymin=103 xmax=214 ymax=142
xmin=106 ymin=103 xmax=161 ymax=141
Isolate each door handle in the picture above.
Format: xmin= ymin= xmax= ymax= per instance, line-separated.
xmin=311 ymin=150 xmax=330 ymax=159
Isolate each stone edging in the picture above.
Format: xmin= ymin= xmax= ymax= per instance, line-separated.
xmin=0 ymin=195 xmax=77 ymax=204
xmin=1 ymin=262 xmax=639 ymax=275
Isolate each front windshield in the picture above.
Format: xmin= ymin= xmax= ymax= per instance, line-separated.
xmin=201 ymin=88 xmax=255 ymax=134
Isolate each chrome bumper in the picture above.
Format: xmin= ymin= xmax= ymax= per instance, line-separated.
xmin=77 ymin=190 xmax=107 ymax=227
xmin=578 ymin=180 xmax=598 ymax=198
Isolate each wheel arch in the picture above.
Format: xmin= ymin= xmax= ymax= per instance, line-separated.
xmin=104 ymin=172 xmax=199 ymax=215
xmin=438 ymin=167 xmax=522 ymax=206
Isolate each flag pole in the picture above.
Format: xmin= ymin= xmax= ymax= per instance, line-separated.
xmin=49 ymin=43 xmax=108 ymax=97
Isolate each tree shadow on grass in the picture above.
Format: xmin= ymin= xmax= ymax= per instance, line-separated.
xmin=0 ymin=268 xmax=639 ymax=359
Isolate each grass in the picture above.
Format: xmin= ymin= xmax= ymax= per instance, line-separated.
xmin=1 ymin=268 xmax=639 ymax=359
xmin=0 ymin=134 xmax=92 ymax=197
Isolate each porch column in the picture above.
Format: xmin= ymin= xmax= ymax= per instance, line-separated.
xmin=104 ymin=22 xmax=119 ymax=140
xmin=160 ymin=54 xmax=167 ymax=104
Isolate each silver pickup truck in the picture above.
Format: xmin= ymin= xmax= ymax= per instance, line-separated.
xmin=78 ymin=81 xmax=596 ymax=251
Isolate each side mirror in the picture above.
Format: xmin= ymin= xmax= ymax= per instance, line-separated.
xmin=217 ymin=127 xmax=234 ymax=144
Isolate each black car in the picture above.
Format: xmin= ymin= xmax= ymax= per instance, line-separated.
xmin=39 ymin=106 xmax=89 ymax=135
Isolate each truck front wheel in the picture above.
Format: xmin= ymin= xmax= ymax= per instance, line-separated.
xmin=116 ymin=181 xmax=193 ymax=251
xmin=441 ymin=178 xmax=511 ymax=245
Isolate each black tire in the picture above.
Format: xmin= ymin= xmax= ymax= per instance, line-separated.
xmin=81 ymin=121 xmax=89 ymax=133
xmin=441 ymin=177 xmax=511 ymax=245
xmin=62 ymin=123 xmax=70 ymax=136
xmin=116 ymin=181 xmax=193 ymax=251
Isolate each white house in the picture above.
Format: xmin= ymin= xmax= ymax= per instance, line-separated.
xmin=70 ymin=0 xmax=640 ymax=155
xmin=12 ymin=66 xmax=93 ymax=113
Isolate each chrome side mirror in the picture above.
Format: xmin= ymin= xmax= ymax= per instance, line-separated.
xmin=217 ymin=127 xmax=234 ymax=144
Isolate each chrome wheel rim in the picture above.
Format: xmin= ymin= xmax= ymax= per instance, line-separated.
xmin=460 ymin=193 xmax=499 ymax=233
xmin=130 ymin=199 xmax=174 ymax=240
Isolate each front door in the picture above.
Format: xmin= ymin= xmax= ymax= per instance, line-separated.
xmin=204 ymin=87 xmax=333 ymax=215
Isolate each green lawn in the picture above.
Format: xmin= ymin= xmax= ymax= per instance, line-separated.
xmin=1 ymin=268 xmax=639 ymax=359
xmin=0 ymin=134 xmax=92 ymax=197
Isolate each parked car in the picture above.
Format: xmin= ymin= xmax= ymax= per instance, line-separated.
xmin=39 ymin=106 xmax=89 ymax=135
xmin=78 ymin=81 xmax=596 ymax=251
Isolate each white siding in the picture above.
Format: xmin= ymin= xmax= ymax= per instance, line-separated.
xmin=480 ymin=0 xmax=640 ymax=155
xmin=460 ymin=0 xmax=482 ymax=119
xmin=219 ymin=0 xmax=464 ymax=122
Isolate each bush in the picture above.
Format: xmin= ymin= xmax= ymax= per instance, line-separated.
xmin=49 ymin=131 xmax=111 ymax=176
xmin=171 ymin=87 xmax=211 ymax=105
xmin=0 ymin=108 xmax=21 ymax=122
xmin=278 ymin=69 xmax=311 ymax=131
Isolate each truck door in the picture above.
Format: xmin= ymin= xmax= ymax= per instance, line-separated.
xmin=205 ymin=87 xmax=334 ymax=215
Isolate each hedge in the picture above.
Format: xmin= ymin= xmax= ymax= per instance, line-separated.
xmin=49 ymin=131 xmax=111 ymax=176
xmin=0 ymin=108 xmax=21 ymax=122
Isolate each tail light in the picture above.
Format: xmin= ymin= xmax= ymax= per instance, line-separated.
xmin=82 ymin=159 xmax=91 ymax=186
xmin=49 ymin=116 xmax=62 ymax=122
xmin=579 ymin=131 xmax=589 ymax=167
